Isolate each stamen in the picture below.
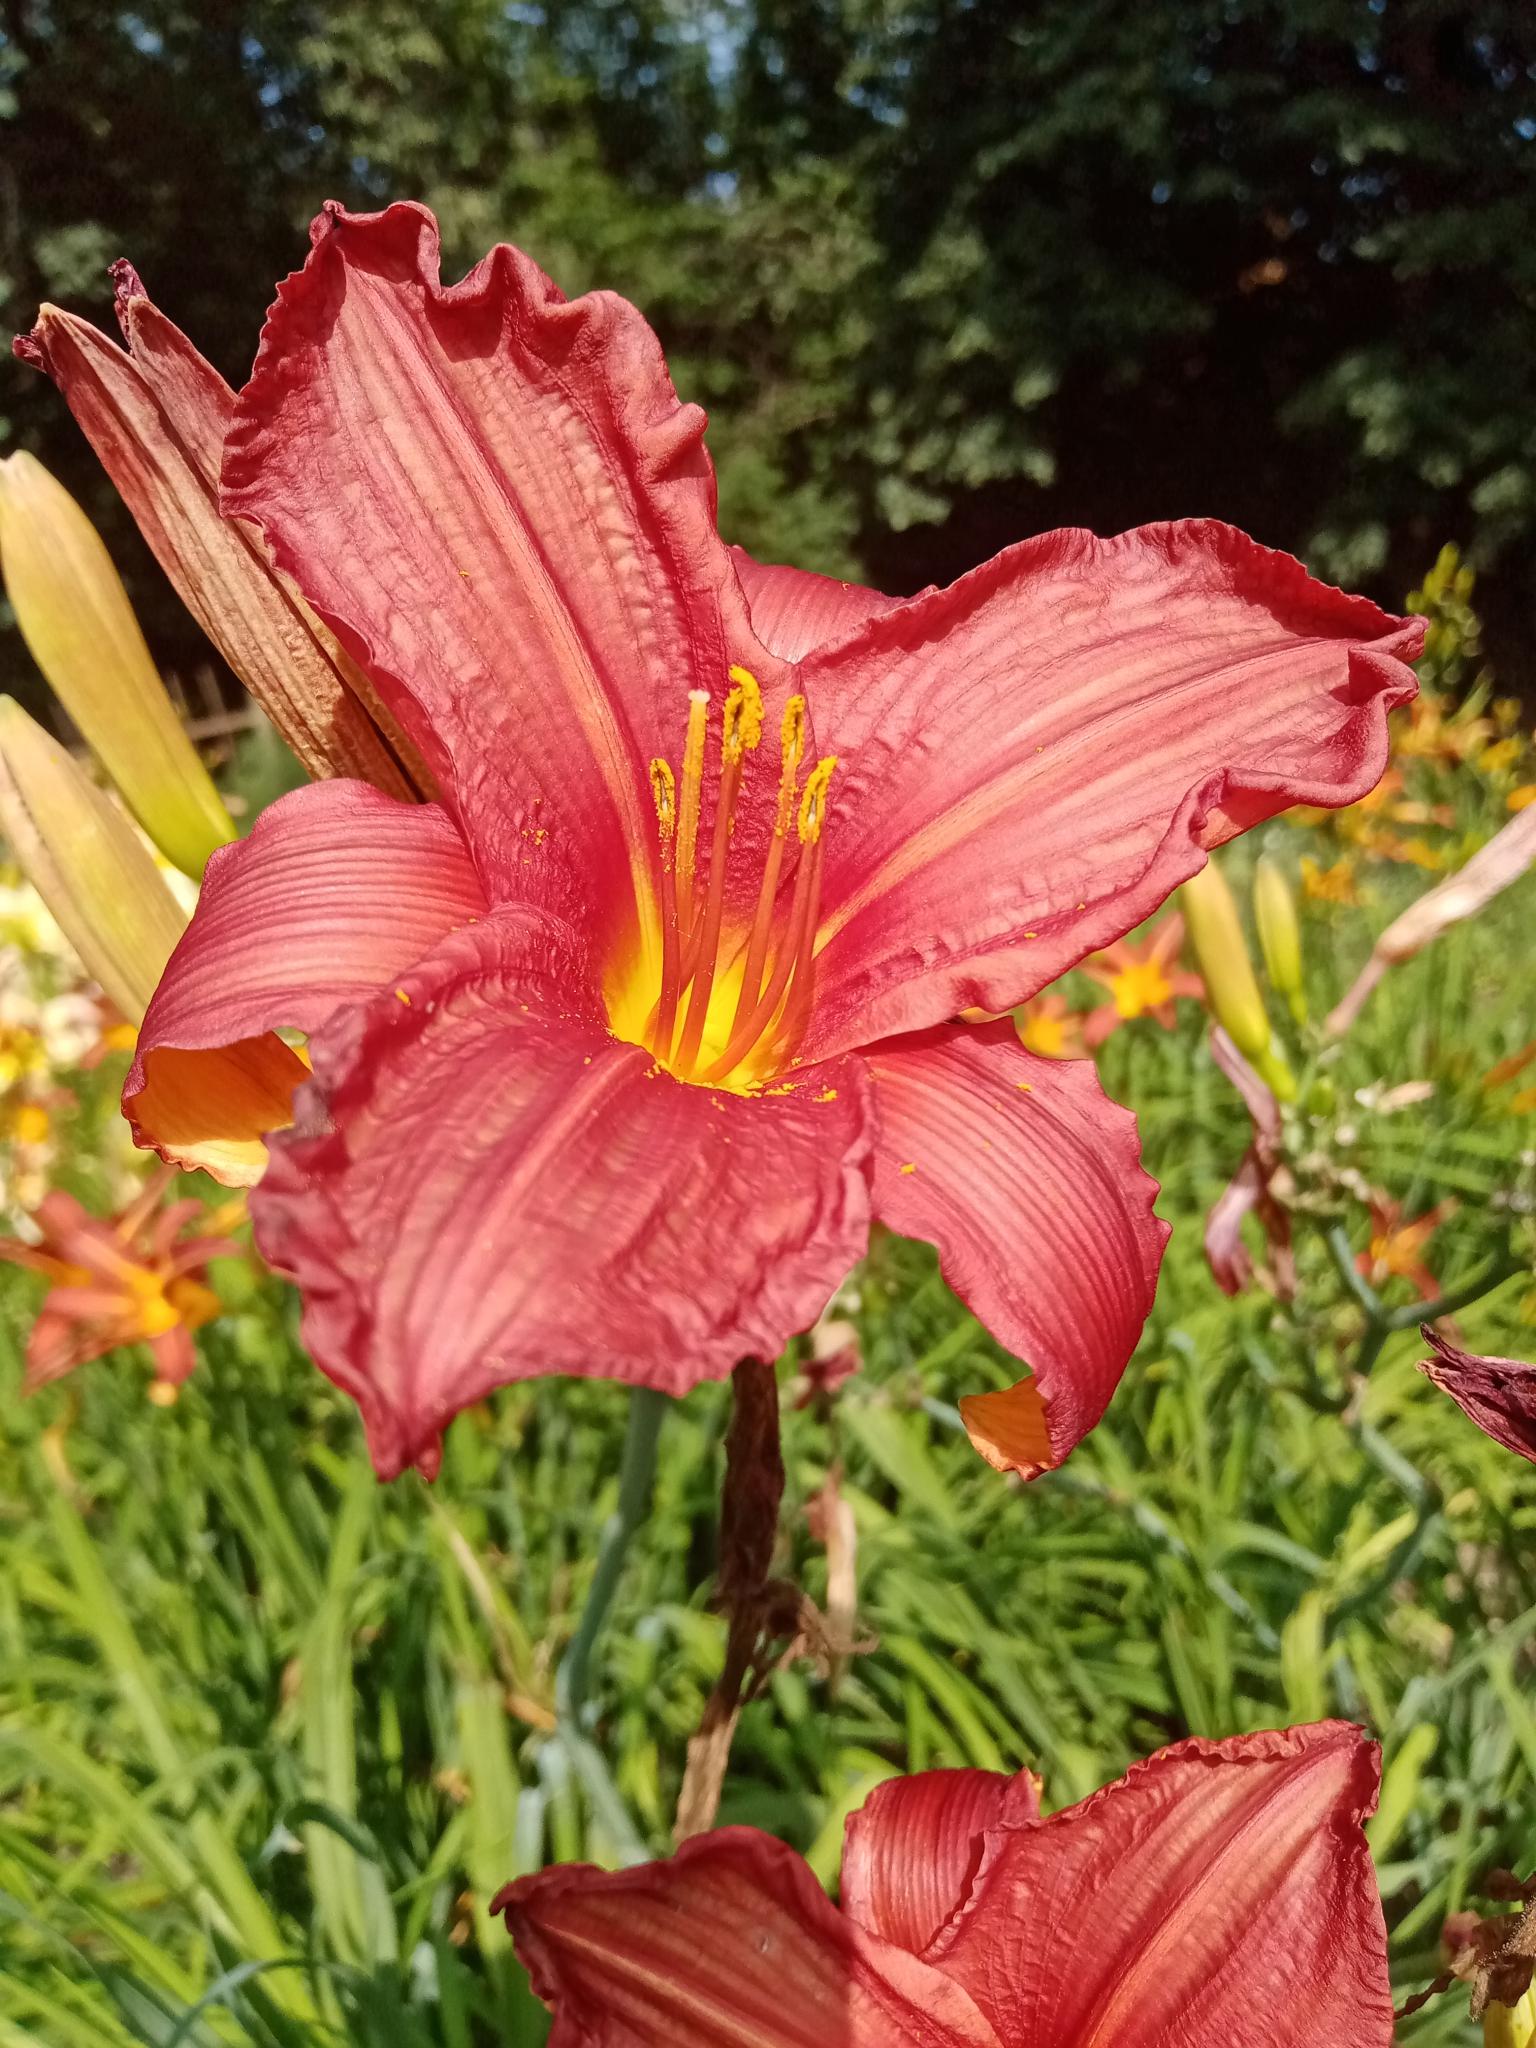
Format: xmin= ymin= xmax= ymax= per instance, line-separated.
xmin=637 ymin=686 xmax=835 ymax=1090
xmin=797 ymin=755 xmax=837 ymax=844
xmin=649 ymin=759 xmax=682 ymax=1057
xmin=725 ymin=666 xmax=765 ymax=756
xmin=673 ymin=690 xmax=710 ymax=951
xmin=674 ymin=669 xmax=765 ymax=1075
xmin=727 ymin=696 xmax=806 ymax=1039
xmin=699 ymin=753 xmax=836 ymax=1085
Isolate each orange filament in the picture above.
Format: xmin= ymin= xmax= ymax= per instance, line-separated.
xmin=644 ymin=677 xmax=835 ymax=1086
xmin=673 ymin=670 xmax=764 ymax=1073
xmin=697 ymin=755 xmax=835 ymax=1084
xmin=729 ymin=695 xmax=807 ymax=1037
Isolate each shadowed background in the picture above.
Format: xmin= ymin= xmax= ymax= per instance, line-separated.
xmin=2 ymin=0 xmax=1534 ymax=702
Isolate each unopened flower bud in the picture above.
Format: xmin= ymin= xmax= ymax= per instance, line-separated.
xmin=1486 ymin=1990 xmax=1536 ymax=2048
xmin=1254 ymin=856 xmax=1307 ymax=1025
xmin=1182 ymin=859 xmax=1296 ymax=1098
xmin=0 ymin=451 xmax=234 ymax=878
xmin=0 ymin=696 xmax=187 ymax=1020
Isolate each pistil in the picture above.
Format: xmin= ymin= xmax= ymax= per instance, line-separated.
xmin=673 ymin=691 xmax=710 ymax=953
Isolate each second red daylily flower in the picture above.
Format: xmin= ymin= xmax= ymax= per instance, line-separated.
xmin=498 ymin=1721 xmax=1393 ymax=2046
xmin=22 ymin=203 xmax=1421 ymax=1481
xmin=0 ymin=1167 xmax=237 ymax=1392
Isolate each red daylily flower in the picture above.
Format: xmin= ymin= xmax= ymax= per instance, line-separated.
xmin=1420 ymin=1328 xmax=1536 ymax=1463
xmin=1080 ymin=913 xmax=1204 ymax=1046
xmin=21 ymin=203 xmax=1421 ymax=1481
xmin=0 ymin=1167 xmax=237 ymax=1391
xmin=498 ymin=1721 xmax=1392 ymax=2047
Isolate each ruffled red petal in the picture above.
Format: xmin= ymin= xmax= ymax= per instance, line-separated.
xmin=498 ymin=1828 xmax=1003 ymax=2047
xmin=841 ymin=1768 xmax=1041 ymax=1957
xmin=222 ymin=201 xmax=787 ymax=958
xmin=252 ymin=909 xmax=873 ymax=1479
xmin=799 ymin=522 xmax=1421 ymax=1058
xmin=730 ymin=546 xmax=899 ymax=662
xmin=927 ymin=1722 xmax=1392 ymax=2048
xmin=863 ymin=1021 xmax=1167 ymax=1476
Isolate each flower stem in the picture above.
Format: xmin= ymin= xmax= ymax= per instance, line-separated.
xmin=555 ymin=1385 xmax=669 ymax=1728
xmin=674 ymin=1357 xmax=786 ymax=1840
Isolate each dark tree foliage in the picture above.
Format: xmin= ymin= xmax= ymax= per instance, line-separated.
xmin=2 ymin=0 xmax=1533 ymax=688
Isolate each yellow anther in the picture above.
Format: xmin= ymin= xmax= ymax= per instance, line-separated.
xmin=649 ymin=758 xmax=676 ymax=835
xmin=724 ymin=666 xmax=764 ymax=758
xmin=797 ymin=755 xmax=838 ymax=843
xmin=780 ymin=695 xmax=807 ymax=775
xmin=769 ymin=695 xmax=809 ymax=840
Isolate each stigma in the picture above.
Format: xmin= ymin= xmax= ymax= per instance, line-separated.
xmin=633 ymin=668 xmax=836 ymax=1089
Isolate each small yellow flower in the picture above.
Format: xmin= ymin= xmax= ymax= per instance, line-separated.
xmin=1476 ymin=736 xmax=1523 ymax=778
xmin=10 ymin=1101 xmax=50 ymax=1148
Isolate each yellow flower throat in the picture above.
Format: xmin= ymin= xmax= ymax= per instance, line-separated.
xmin=609 ymin=668 xmax=837 ymax=1091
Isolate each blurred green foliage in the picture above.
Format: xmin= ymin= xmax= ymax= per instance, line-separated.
xmin=3 ymin=0 xmax=1536 ymax=688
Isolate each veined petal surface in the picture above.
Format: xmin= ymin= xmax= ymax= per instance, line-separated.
xmin=18 ymin=285 xmax=416 ymax=794
xmin=125 ymin=780 xmax=485 ymax=1180
xmin=927 ymin=1723 xmax=1392 ymax=2048
xmin=252 ymin=910 xmax=873 ymax=1479
xmin=863 ymin=1022 xmax=1167 ymax=1476
xmin=842 ymin=1768 xmax=1041 ymax=1958
xmin=730 ymin=546 xmax=900 ymax=663
xmin=222 ymin=201 xmax=783 ymax=956
xmin=498 ymin=1830 xmax=1003 ymax=2048
xmin=800 ymin=523 xmax=1421 ymax=1057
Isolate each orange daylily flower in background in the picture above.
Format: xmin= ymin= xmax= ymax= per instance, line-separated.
xmin=1079 ymin=914 xmax=1203 ymax=1046
xmin=1013 ymin=991 xmax=1088 ymax=1061
xmin=1359 ymin=1191 xmax=1456 ymax=1300
xmin=0 ymin=1166 xmax=240 ymax=1392
xmin=1347 ymin=826 xmax=1448 ymax=870
xmin=1482 ymin=1041 xmax=1536 ymax=1119
xmin=1293 ymin=766 xmax=1456 ymax=872
xmin=1301 ymin=853 xmax=1360 ymax=905
xmin=1397 ymin=689 xmax=1495 ymax=766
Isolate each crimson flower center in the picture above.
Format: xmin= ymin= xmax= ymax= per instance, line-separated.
xmin=609 ymin=669 xmax=837 ymax=1091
